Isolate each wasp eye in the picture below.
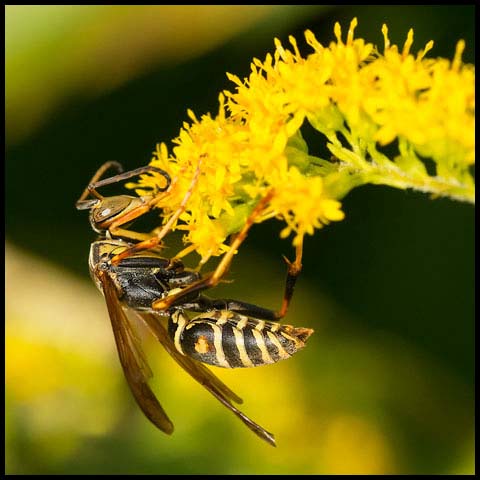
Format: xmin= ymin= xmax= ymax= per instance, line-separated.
xmin=98 ymin=261 xmax=109 ymax=271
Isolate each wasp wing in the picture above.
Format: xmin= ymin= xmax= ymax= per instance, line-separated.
xmin=136 ymin=311 xmax=276 ymax=447
xmin=99 ymin=271 xmax=174 ymax=434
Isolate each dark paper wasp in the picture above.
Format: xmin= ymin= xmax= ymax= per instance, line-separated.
xmin=76 ymin=160 xmax=313 ymax=446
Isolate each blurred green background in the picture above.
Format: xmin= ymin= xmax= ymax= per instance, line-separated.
xmin=5 ymin=5 xmax=474 ymax=475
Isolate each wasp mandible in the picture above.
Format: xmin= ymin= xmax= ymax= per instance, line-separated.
xmin=77 ymin=161 xmax=313 ymax=446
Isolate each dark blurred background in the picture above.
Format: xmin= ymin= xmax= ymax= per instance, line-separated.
xmin=6 ymin=5 xmax=474 ymax=475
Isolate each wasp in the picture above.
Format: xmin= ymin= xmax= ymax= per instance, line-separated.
xmin=76 ymin=161 xmax=313 ymax=446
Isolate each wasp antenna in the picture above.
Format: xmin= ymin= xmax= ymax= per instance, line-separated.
xmin=75 ymin=198 xmax=100 ymax=211
xmin=76 ymin=161 xmax=124 ymax=205
xmin=91 ymin=166 xmax=171 ymax=193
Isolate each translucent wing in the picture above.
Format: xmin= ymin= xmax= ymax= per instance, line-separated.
xmin=99 ymin=270 xmax=174 ymax=434
xmin=136 ymin=311 xmax=276 ymax=447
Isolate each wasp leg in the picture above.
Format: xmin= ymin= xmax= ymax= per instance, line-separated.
xmin=168 ymin=244 xmax=198 ymax=263
xmin=275 ymin=237 xmax=303 ymax=320
xmin=106 ymin=227 xmax=156 ymax=243
xmin=152 ymin=194 xmax=304 ymax=321
xmin=107 ymin=202 xmax=163 ymax=241
xmin=179 ymin=235 xmax=303 ymax=321
xmin=110 ymin=161 xmax=202 ymax=265
xmin=151 ymin=190 xmax=275 ymax=312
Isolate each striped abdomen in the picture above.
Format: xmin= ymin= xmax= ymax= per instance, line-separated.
xmin=168 ymin=310 xmax=313 ymax=368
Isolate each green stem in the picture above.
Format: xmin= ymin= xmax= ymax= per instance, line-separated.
xmin=346 ymin=163 xmax=475 ymax=203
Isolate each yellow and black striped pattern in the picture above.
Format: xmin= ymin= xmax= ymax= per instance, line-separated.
xmin=168 ymin=310 xmax=313 ymax=368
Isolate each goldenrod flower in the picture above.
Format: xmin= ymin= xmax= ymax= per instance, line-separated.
xmin=130 ymin=18 xmax=475 ymax=262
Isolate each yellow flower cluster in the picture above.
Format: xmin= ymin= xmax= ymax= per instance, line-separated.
xmin=131 ymin=18 xmax=474 ymax=262
xmin=369 ymin=26 xmax=474 ymax=169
